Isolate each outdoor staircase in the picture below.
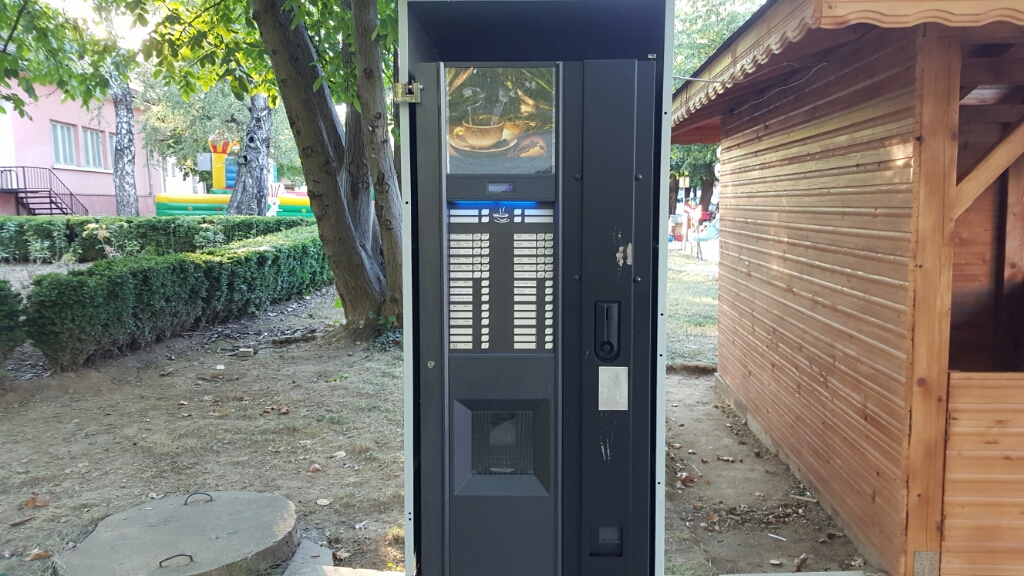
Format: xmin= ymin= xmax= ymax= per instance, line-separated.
xmin=0 ymin=166 xmax=90 ymax=215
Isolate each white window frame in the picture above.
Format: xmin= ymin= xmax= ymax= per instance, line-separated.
xmin=83 ymin=128 xmax=104 ymax=169
xmin=51 ymin=122 xmax=76 ymax=166
xmin=108 ymin=133 xmax=116 ymax=169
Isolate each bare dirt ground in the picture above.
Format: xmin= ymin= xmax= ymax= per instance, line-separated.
xmin=664 ymin=374 xmax=881 ymax=575
xmin=2 ymin=265 xmax=883 ymax=576
xmin=1 ymin=290 xmax=405 ymax=575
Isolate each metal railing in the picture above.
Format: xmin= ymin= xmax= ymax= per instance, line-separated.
xmin=0 ymin=166 xmax=90 ymax=215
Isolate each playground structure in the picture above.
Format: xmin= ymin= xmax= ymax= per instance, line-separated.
xmin=154 ymin=192 xmax=312 ymax=218
xmin=209 ymin=140 xmax=240 ymax=195
xmin=153 ymin=138 xmax=310 ymax=217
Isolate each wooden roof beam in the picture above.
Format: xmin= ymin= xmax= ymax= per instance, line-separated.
xmin=959 ymin=104 xmax=1024 ymax=123
xmin=962 ymin=58 xmax=1024 ymax=85
xmin=955 ymin=117 xmax=1024 ymax=218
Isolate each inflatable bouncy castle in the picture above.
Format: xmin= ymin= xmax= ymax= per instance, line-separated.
xmin=209 ymin=140 xmax=240 ymax=195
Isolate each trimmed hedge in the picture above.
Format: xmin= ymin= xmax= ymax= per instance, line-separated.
xmin=0 ymin=279 xmax=25 ymax=369
xmin=0 ymin=216 xmax=311 ymax=263
xmin=24 ymin=226 xmax=332 ymax=370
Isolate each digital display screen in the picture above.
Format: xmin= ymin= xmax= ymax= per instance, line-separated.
xmin=488 ymin=182 xmax=514 ymax=194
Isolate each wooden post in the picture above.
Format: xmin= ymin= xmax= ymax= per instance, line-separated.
xmin=1005 ymin=157 xmax=1024 ymax=369
xmin=1007 ymin=157 xmax=1024 ymax=288
xmin=907 ymin=25 xmax=961 ymax=576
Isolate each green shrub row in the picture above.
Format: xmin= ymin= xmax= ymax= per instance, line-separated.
xmin=0 ymin=216 xmax=311 ymax=263
xmin=23 ymin=226 xmax=333 ymax=370
xmin=0 ymin=279 xmax=25 ymax=371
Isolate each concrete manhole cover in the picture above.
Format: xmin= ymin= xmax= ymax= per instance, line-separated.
xmin=62 ymin=491 xmax=298 ymax=576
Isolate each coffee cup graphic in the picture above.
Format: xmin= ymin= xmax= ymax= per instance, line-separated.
xmin=453 ymin=115 xmax=506 ymax=149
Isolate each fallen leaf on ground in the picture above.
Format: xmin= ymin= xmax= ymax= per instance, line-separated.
xmin=23 ymin=550 xmax=51 ymax=562
xmin=316 ymin=498 xmax=333 ymax=506
xmin=328 ymin=451 xmax=347 ymax=459
xmin=159 ymin=368 xmax=174 ymax=376
xmin=25 ymin=492 xmax=49 ymax=508
xmin=298 ymin=440 xmax=313 ymax=446
xmin=278 ymin=406 xmax=291 ymax=415
xmin=355 ymin=520 xmax=368 ymax=530
xmin=178 ymin=400 xmax=188 ymax=406
xmin=215 ymin=365 xmax=225 ymax=370
xmin=269 ymin=447 xmax=282 ymax=453
xmin=9 ymin=516 xmax=35 ymax=527
xmin=678 ymin=423 xmax=685 ymax=427
xmin=692 ymin=503 xmax=703 ymax=511
xmin=718 ymin=456 xmax=735 ymax=463
xmin=769 ymin=560 xmax=782 ymax=566
xmin=705 ymin=513 xmax=719 ymax=522
xmin=333 ymin=551 xmax=351 ymax=562
xmin=849 ymin=557 xmax=865 ymax=567
xmin=676 ymin=472 xmax=695 ymax=485
xmin=687 ymin=449 xmax=697 ymax=454
xmin=795 ymin=553 xmax=808 ymax=571
xmin=308 ymin=463 xmax=323 ymax=473
xmin=700 ymin=458 xmax=710 ymax=464
xmin=669 ymin=443 xmax=681 ymax=449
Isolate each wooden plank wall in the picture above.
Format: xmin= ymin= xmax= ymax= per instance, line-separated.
xmin=716 ymin=28 xmax=918 ymax=573
xmin=942 ymin=372 xmax=1024 ymax=576
xmin=949 ymin=120 xmax=1008 ymax=371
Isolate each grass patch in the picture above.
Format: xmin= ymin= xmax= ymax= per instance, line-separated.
xmin=665 ymin=558 xmax=714 ymax=576
xmin=665 ymin=252 xmax=718 ymax=367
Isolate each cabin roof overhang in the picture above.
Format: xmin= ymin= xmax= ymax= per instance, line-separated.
xmin=670 ymin=0 xmax=1024 ymax=145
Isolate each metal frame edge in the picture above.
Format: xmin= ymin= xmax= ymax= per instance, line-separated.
xmin=398 ymin=0 xmax=416 ymax=573
xmin=655 ymin=1 xmax=675 ymax=574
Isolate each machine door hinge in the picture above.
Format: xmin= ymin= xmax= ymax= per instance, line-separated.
xmin=393 ymin=82 xmax=422 ymax=104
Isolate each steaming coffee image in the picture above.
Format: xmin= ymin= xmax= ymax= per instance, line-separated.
xmin=446 ymin=67 xmax=556 ymax=175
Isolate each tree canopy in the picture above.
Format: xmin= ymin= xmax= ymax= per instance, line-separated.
xmin=0 ymin=0 xmax=121 ymax=116
xmin=672 ymin=0 xmax=762 ymax=189
xmin=138 ymin=76 xmax=304 ymax=186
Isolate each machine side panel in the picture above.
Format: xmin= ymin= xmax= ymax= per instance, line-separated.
xmin=631 ymin=60 xmax=657 ymax=575
xmin=414 ymin=62 xmax=446 ymax=576
xmin=579 ymin=59 xmax=639 ymax=576
xmin=560 ymin=61 xmax=585 ymax=576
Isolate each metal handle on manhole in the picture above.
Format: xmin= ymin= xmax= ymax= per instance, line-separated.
xmin=159 ymin=554 xmax=193 ymax=567
xmin=184 ymin=492 xmax=213 ymax=505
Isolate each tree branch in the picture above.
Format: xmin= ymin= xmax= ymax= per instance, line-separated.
xmin=3 ymin=0 xmax=31 ymax=55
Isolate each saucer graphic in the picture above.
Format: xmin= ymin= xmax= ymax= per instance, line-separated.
xmin=492 ymin=209 xmax=510 ymax=224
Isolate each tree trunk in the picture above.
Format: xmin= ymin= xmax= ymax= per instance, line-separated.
xmin=250 ymin=0 xmax=387 ymax=322
xmin=340 ymin=35 xmax=377 ymax=254
xmin=392 ymin=47 xmax=402 ymax=187
xmin=699 ymin=177 xmax=715 ymax=214
xmin=668 ymin=174 xmax=679 ymax=217
xmin=353 ymin=0 xmax=403 ymax=322
xmin=228 ymin=94 xmax=273 ymax=216
xmin=343 ymin=101 xmax=381 ymax=257
xmin=110 ymin=78 xmax=139 ymax=216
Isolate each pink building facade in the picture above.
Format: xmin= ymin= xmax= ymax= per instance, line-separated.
xmin=0 ymin=85 xmax=162 ymax=216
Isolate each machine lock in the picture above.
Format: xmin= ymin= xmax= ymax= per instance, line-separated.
xmin=595 ymin=302 xmax=620 ymax=362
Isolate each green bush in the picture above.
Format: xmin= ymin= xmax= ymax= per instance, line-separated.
xmin=23 ymin=226 xmax=332 ymax=370
xmin=0 ymin=216 xmax=311 ymax=263
xmin=195 ymin=225 xmax=333 ymax=324
xmin=0 ymin=279 xmax=25 ymax=369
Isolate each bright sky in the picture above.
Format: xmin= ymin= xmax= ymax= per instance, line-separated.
xmin=44 ymin=0 xmax=152 ymax=50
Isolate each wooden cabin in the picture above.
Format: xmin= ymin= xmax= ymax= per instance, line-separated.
xmin=670 ymin=2 xmax=1024 ymax=575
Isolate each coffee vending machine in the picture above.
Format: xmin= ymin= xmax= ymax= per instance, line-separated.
xmin=398 ymin=1 xmax=672 ymax=574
